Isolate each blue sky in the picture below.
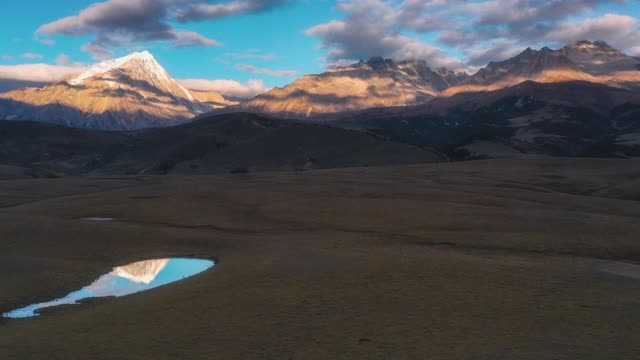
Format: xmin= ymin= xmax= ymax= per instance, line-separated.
xmin=0 ymin=1 xmax=337 ymax=89
xmin=0 ymin=0 xmax=639 ymax=97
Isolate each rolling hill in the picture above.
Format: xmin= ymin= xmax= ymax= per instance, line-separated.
xmin=0 ymin=112 xmax=443 ymax=177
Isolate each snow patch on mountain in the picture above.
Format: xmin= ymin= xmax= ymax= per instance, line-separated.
xmin=70 ymin=51 xmax=157 ymax=85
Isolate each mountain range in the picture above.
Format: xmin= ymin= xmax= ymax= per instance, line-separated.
xmin=1 ymin=41 xmax=638 ymax=127
xmin=443 ymin=41 xmax=640 ymax=96
xmin=0 ymin=40 xmax=638 ymax=168
xmin=229 ymin=57 xmax=468 ymax=117
xmin=308 ymin=41 xmax=640 ymax=159
xmin=214 ymin=40 xmax=637 ymax=119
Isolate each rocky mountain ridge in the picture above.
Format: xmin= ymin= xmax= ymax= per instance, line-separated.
xmin=231 ymin=57 xmax=468 ymax=117
xmin=444 ymin=41 xmax=640 ymax=96
xmin=0 ymin=41 xmax=638 ymax=131
xmin=226 ymin=41 xmax=639 ymax=118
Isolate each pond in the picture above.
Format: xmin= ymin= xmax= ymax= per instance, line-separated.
xmin=3 ymin=258 xmax=215 ymax=319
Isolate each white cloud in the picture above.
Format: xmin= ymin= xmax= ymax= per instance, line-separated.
xmin=178 ymin=78 xmax=268 ymax=98
xmin=39 ymin=38 xmax=56 ymax=46
xmin=305 ymin=0 xmax=465 ymax=69
xmin=81 ymin=43 xmax=115 ymax=61
xmin=21 ymin=53 xmax=43 ymax=60
xmin=234 ymin=64 xmax=297 ymax=77
xmin=36 ymin=0 xmax=293 ymax=58
xmin=175 ymin=0 xmax=291 ymax=22
xmin=226 ymin=49 xmax=276 ymax=61
xmin=461 ymin=39 xmax=522 ymax=67
xmin=56 ymin=54 xmax=70 ymax=66
xmin=306 ymin=0 xmax=638 ymax=70
xmin=172 ymin=31 xmax=223 ymax=48
xmin=0 ymin=63 xmax=86 ymax=83
xmin=544 ymin=14 xmax=640 ymax=51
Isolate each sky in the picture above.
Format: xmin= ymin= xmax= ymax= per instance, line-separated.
xmin=0 ymin=0 xmax=639 ymax=97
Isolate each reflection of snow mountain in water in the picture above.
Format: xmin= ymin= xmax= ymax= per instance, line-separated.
xmin=112 ymin=259 xmax=170 ymax=284
xmin=3 ymin=258 xmax=215 ymax=318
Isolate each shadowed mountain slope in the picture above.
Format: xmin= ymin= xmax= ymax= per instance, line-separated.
xmin=0 ymin=113 xmax=443 ymax=177
xmin=317 ymin=81 xmax=640 ymax=159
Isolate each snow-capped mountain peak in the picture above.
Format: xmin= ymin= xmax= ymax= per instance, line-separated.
xmin=69 ymin=51 xmax=160 ymax=85
xmin=68 ymin=51 xmax=195 ymax=101
xmin=0 ymin=50 xmax=237 ymax=130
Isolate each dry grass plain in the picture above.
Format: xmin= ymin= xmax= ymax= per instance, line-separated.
xmin=1 ymin=159 xmax=639 ymax=359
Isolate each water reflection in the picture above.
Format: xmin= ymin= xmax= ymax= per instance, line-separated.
xmin=81 ymin=217 xmax=116 ymax=221
xmin=3 ymin=258 xmax=214 ymax=318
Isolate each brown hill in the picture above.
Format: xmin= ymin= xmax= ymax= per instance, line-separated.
xmin=0 ymin=113 xmax=444 ymax=177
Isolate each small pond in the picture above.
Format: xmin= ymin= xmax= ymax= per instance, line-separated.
xmin=3 ymin=258 xmax=214 ymax=319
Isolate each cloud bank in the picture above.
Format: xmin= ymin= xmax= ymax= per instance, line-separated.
xmin=174 ymin=0 xmax=291 ymax=22
xmin=306 ymin=0 xmax=639 ymax=70
xmin=178 ymin=78 xmax=268 ymax=98
xmin=235 ymin=64 xmax=297 ymax=77
xmin=36 ymin=0 xmax=292 ymax=59
xmin=0 ymin=63 xmax=86 ymax=83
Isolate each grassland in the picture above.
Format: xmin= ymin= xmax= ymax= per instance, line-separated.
xmin=1 ymin=158 xmax=639 ymax=359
